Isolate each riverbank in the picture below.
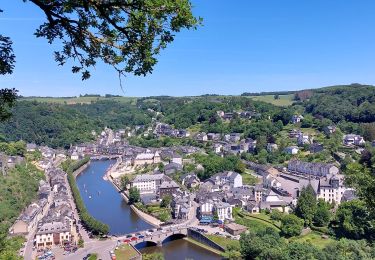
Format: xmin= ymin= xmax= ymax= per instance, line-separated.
xmin=184 ymin=237 xmax=223 ymax=256
xmin=107 ymin=174 xmax=161 ymax=227
xmin=73 ymin=160 xmax=90 ymax=178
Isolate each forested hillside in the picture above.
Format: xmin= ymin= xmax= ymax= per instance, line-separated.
xmin=0 ymin=101 xmax=153 ymax=148
xmin=303 ymin=84 xmax=375 ymax=123
xmin=0 ymin=163 xmax=45 ymax=259
xmin=2 ymin=85 xmax=375 ymax=149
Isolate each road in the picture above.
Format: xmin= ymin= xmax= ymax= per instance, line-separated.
xmin=63 ymin=240 xmax=115 ymax=260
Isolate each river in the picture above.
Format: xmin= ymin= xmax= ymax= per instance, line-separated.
xmin=76 ymin=159 xmax=221 ymax=260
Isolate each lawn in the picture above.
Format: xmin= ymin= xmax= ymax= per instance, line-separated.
xmin=248 ymin=212 xmax=281 ymax=228
xmin=115 ymin=244 xmax=139 ymax=259
xmin=248 ymin=94 xmax=294 ymax=106
xmin=234 ymin=209 xmax=280 ymax=232
xmin=206 ymin=235 xmax=240 ymax=249
xmin=87 ymin=254 xmax=98 ymax=260
xmin=289 ymin=231 xmax=335 ymax=249
xmin=241 ymin=172 xmax=259 ymax=185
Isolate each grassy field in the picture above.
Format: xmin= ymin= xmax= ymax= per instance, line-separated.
xmin=206 ymin=235 xmax=240 ymax=249
xmin=289 ymin=231 xmax=335 ymax=249
xmin=248 ymin=94 xmax=294 ymax=106
xmin=115 ymin=244 xmax=139 ymax=259
xmin=20 ymin=96 xmax=137 ymax=105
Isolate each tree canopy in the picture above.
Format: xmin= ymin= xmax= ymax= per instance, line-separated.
xmin=0 ymin=0 xmax=201 ymax=118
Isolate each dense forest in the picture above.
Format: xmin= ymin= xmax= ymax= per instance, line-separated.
xmin=0 ymin=101 xmax=153 ymax=148
xmin=302 ymin=84 xmax=375 ymax=123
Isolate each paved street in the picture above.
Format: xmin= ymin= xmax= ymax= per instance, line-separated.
xmin=63 ymin=240 xmax=115 ymax=260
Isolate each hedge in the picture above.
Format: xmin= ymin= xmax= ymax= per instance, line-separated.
xmin=66 ymin=157 xmax=109 ymax=235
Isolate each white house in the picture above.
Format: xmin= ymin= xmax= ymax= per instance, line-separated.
xmin=284 ymin=146 xmax=299 ymax=155
xmin=343 ymin=134 xmax=365 ymax=146
xmin=208 ymin=171 xmax=243 ymax=188
xmin=200 ymin=201 xmax=214 ymax=216
xmin=297 ymin=133 xmax=310 ymax=146
xmin=214 ymin=202 xmax=233 ymax=221
xmin=291 ymin=115 xmax=304 ymax=124
xmin=131 ymin=174 xmax=164 ymax=194
xmin=318 ymin=173 xmax=351 ymax=205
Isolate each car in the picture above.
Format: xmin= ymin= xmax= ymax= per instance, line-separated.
xmin=126 ymin=234 xmax=133 ymax=238
xmin=161 ymin=230 xmax=167 ymax=234
xmin=135 ymin=232 xmax=141 ymax=236
xmin=148 ymin=229 xmax=154 ymax=232
xmin=157 ymin=227 xmax=162 ymax=231
xmin=138 ymin=235 xmax=145 ymax=239
xmin=215 ymin=232 xmax=220 ymax=235
xmin=130 ymin=236 xmax=138 ymax=241
xmin=123 ymin=239 xmax=131 ymax=243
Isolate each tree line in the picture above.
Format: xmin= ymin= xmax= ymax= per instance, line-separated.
xmin=65 ymin=157 xmax=109 ymax=235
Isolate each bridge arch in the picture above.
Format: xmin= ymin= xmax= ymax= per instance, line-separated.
xmin=133 ymin=240 xmax=158 ymax=249
xmin=162 ymin=233 xmax=187 ymax=244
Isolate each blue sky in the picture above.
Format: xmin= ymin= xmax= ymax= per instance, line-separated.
xmin=1 ymin=0 xmax=375 ymax=97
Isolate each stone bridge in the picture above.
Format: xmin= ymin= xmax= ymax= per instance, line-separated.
xmin=127 ymin=227 xmax=188 ymax=247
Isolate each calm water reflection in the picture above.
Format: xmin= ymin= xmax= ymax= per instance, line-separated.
xmin=76 ymin=159 xmax=152 ymax=235
xmin=76 ymin=159 xmax=221 ymax=259
xmin=140 ymin=238 xmax=221 ymax=260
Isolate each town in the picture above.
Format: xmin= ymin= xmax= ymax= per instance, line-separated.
xmin=6 ymin=105 xmax=372 ymax=259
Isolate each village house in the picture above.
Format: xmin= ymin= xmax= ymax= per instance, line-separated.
xmin=245 ymin=138 xmax=257 ymax=152
xmin=9 ymin=198 xmax=48 ymax=236
xmin=224 ymin=223 xmax=248 ymax=236
xmin=26 ymin=143 xmax=37 ymax=152
xmin=195 ymin=132 xmax=208 ymax=142
xmin=181 ymin=173 xmax=200 ymax=189
xmin=239 ymin=111 xmax=254 ymax=119
xmin=35 ymin=220 xmax=72 ymax=249
xmin=222 ymin=112 xmax=234 ymax=121
xmin=213 ymin=142 xmax=224 ymax=155
xmin=70 ymin=151 xmax=80 ymax=161
xmin=284 ymin=146 xmax=299 ymax=155
xmin=215 ymin=202 xmax=233 ymax=222
xmin=207 ymin=133 xmax=221 ymax=141
xmin=224 ymin=133 xmax=241 ymax=143
xmin=289 ymin=129 xmax=301 ymax=138
xmin=318 ymin=173 xmax=351 ymax=205
xmin=323 ymin=125 xmax=337 ymax=135
xmin=267 ymin=143 xmax=278 ymax=152
xmin=131 ymin=173 xmax=165 ymax=194
xmin=291 ymin=114 xmax=304 ymax=124
xmin=171 ymin=153 xmax=183 ymax=165
xmin=206 ymin=171 xmax=243 ymax=189
xmin=343 ymin=134 xmax=365 ymax=146
xmin=297 ymin=133 xmax=311 ymax=146
xmin=310 ymin=143 xmax=324 ymax=153
xmin=171 ymin=194 xmax=191 ymax=220
xmin=288 ymin=160 xmax=339 ymax=177
xmin=134 ymin=151 xmax=161 ymax=166
xmin=159 ymin=179 xmax=180 ymax=198
xmin=164 ymin=162 xmax=183 ymax=175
